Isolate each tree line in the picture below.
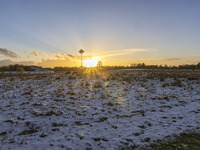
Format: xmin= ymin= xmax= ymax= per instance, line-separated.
xmin=0 ymin=64 xmax=42 ymax=74
xmin=0 ymin=63 xmax=200 ymax=73
xmin=98 ymin=63 xmax=200 ymax=70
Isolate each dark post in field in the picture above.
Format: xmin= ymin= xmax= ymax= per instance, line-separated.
xmin=79 ymin=49 xmax=84 ymax=67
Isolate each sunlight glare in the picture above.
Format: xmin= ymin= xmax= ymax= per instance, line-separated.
xmin=84 ymin=57 xmax=99 ymax=67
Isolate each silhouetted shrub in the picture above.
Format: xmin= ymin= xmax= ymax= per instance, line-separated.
xmin=171 ymin=80 xmax=182 ymax=87
xmin=188 ymin=76 xmax=199 ymax=80
xmin=93 ymin=81 xmax=102 ymax=88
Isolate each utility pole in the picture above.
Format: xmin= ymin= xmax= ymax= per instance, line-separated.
xmin=79 ymin=49 xmax=84 ymax=67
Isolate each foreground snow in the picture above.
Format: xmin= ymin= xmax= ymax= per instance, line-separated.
xmin=0 ymin=70 xmax=200 ymax=149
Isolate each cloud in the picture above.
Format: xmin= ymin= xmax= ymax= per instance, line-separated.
xmin=54 ymin=53 xmax=69 ymax=59
xmin=191 ymin=54 xmax=200 ymax=57
xmin=67 ymin=54 xmax=90 ymax=60
xmin=31 ymin=51 xmax=39 ymax=56
xmin=0 ymin=59 xmax=34 ymax=67
xmin=139 ymin=57 xmax=182 ymax=62
xmin=96 ymin=49 xmax=156 ymax=58
xmin=34 ymin=53 xmax=80 ymax=67
xmin=185 ymin=60 xmax=199 ymax=64
xmin=125 ymin=57 xmax=184 ymax=66
xmin=53 ymin=53 xmax=87 ymax=60
xmin=0 ymin=48 xmax=18 ymax=58
xmin=55 ymin=54 xmax=63 ymax=59
xmin=68 ymin=54 xmax=75 ymax=58
xmin=51 ymin=49 xmax=150 ymax=62
xmin=37 ymin=57 xmax=78 ymax=68
xmin=164 ymin=58 xmax=181 ymax=61
xmin=0 ymin=52 xmax=80 ymax=67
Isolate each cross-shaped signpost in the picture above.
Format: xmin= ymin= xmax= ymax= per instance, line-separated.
xmin=79 ymin=49 xmax=84 ymax=67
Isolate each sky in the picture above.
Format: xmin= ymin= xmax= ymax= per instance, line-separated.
xmin=0 ymin=0 xmax=200 ymax=67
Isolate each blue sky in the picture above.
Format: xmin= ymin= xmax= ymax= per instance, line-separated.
xmin=0 ymin=0 xmax=200 ymax=67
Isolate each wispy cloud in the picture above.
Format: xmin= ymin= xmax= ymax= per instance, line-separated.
xmin=31 ymin=51 xmax=39 ymax=56
xmin=95 ymin=49 xmax=156 ymax=58
xmin=36 ymin=48 xmax=156 ymax=67
xmin=67 ymin=54 xmax=75 ymax=58
xmin=54 ymin=53 xmax=73 ymax=60
xmin=37 ymin=57 xmax=78 ymax=68
xmin=52 ymin=49 xmax=152 ymax=61
xmin=138 ymin=57 xmax=181 ymax=62
xmin=53 ymin=53 xmax=90 ymax=61
xmin=164 ymin=58 xmax=181 ymax=61
xmin=0 ymin=48 xmax=18 ymax=58
xmin=36 ymin=53 xmax=81 ymax=67
xmin=185 ymin=60 xmax=200 ymax=64
xmin=126 ymin=57 xmax=183 ymax=66
xmin=191 ymin=54 xmax=200 ymax=57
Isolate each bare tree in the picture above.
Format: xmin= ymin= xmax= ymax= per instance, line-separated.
xmin=97 ymin=61 xmax=102 ymax=67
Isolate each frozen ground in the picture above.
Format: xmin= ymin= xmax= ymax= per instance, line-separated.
xmin=0 ymin=70 xmax=200 ymax=149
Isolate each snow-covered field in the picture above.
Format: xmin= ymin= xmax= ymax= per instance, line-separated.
xmin=0 ymin=70 xmax=200 ymax=149
xmin=3 ymin=70 xmax=55 ymax=75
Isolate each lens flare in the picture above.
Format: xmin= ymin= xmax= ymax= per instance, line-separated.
xmin=104 ymin=81 xmax=110 ymax=87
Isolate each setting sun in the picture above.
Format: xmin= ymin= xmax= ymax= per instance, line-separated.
xmin=84 ymin=57 xmax=99 ymax=67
